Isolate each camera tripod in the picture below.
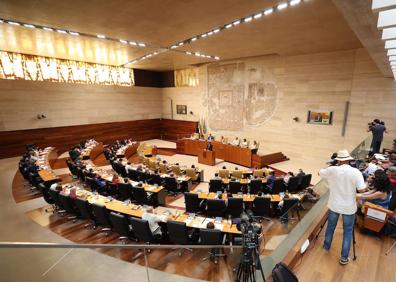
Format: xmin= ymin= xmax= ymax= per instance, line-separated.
xmin=235 ymin=245 xmax=265 ymax=282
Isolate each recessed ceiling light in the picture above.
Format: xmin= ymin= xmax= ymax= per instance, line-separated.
xmin=43 ymin=27 xmax=53 ymax=31
xmin=153 ymin=51 xmax=158 ymax=55
xmin=214 ymin=56 xmax=220 ymax=60
xmin=69 ymin=31 xmax=79 ymax=36
xmin=191 ymin=37 xmax=197 ymax=41
xmin=57 ymin=29 xmax=67 ymax=34
xmin=138 ymin=43 xmax=146 ymax=47
xmin=129 ymin=41 xmax=137 ymax=46
xmin=244 ymin=16 xmax=253 ymax=22
xmin=233 ymin=20 xmax=241 ymax=26
xmin=195 ymin=52 xmax=200 ymax=57
xmin=277 ymin=3 xmax=288 ymax=10
xmin=225 ymin=23 xmax=233 ymax=29
xmin=290 ymin=0 xmax=301 ymax=6
xmin=186 ymin=52 xmax=192 ymax=55
xmin=201 ymin=33 xmax=207 ymax=38
xmin=178 ymin=42 xmax=184 ymax=46
xmin=0 ymin=19 xmax=4 ymax=24
xmin=254 ymin=12 xmax=263 ymax=19
xmin=207 ymin=31 xmax=214 ymax=36
xmin=170 ymin=45 xmax=177 ymax=49
xmin=119 ymin=39 xmax=128 ymax=44
xmin=213 ymin=28 xmax=220 ymax=33
xmin=97 ymin=34 xmax=106 ymax=39
xmin=8 ymin=21 xmax=20 ymax=26
xmin=23 ymin=24 xmax=35 ymax=28
xmin=147 ymin=54 xmax=152 ymax=57
xmin=264 ymin=8 xmax=274 ymax=15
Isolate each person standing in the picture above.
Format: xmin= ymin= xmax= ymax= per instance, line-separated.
xmin=368 ymin=119 xmax=388 ymax=155
xmin=319 ymin=149 xmax=366 ymax=265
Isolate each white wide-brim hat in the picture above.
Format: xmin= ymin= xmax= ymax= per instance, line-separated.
xmin=335 ymin=149 xmax=354 ymax=161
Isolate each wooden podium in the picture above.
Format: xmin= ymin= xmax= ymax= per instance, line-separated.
xmin=198 ymin=149 xmax=216 ymax=166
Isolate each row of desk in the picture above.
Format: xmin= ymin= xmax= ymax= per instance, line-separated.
xmin=177 ymin=139 xmax=253 ymax=167
xmin=36 ymin=147 xmax=60 ymax=183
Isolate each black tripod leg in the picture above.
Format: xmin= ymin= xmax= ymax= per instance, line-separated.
xmin=352 ymin=223 xmax=357 ymax=261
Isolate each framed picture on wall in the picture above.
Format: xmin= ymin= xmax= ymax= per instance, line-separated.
xmin=176 ymin=105 xmax=187 ymax=115
xmin=307 ymin=110 xmax=333 ymax=125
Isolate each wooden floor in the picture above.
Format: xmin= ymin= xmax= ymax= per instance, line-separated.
xmin=294 ymin=219 xmax=396 ymax=282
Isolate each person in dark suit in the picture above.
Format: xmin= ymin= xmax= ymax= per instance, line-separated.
xmin=206 ymin=141 xmax=213 ymax=151
xmin=207 ymin=133 xmax=215 ymax=141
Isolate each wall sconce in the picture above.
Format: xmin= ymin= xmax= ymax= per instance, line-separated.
xmin=293 ymin=117 xmax=299 ymax=122
xmin=37 ymin=113 xmax=46 ymax=119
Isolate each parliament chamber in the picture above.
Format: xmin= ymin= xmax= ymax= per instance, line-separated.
xmin=1 ymin=1 xmax=396 ymax=282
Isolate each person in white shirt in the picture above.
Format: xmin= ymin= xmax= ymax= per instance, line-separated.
xmin=241 ymin=138 xmax=248 ymax=148
xmin=231 ymin=137 xmax=240 ymax=146
xmin=363 ymin=159 xmax=378 ymax=177
xmin=319 ymin=149 xmax=366 ymax=265
xmin=142 ymin=207 xmax=164 ymax=235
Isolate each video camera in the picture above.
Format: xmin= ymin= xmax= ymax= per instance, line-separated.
xmin=235 ymin=210 xmax=262 ymax=248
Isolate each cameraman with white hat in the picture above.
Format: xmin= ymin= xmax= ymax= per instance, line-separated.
xmin=319 ymin=149 xmax=366 ymax=265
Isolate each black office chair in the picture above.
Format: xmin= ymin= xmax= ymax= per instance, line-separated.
xmin=119 ymin=166 xmax=127 ymax=178
xmin=74 ymin=197 xmax=96 ymax=229
xmin=184 ymin=192 xmax=203 ymax=213
xmin=206 ymin=199 xmax=227 ymax=217
xmin=47 ymin=189 xmax=66 ymax=215
xmin=286 ymin=176 xmax=300 ymax=193
xmin=164 ymin=176 xmax=181 ymax=196
xmin=229 ymin=181 xmax=242 ymax=194
xmin=150 ymin=174 xmax=163 ymax=186
xmin=107 ymin=183 xmax=119 ymax=198
xmin=131 ymin=187 xmax=154 ymax=206
xmin=200 ymin=229 xmax=226 ymax=264
xmin=209 ymin=179 xmax=223 ymax=193
xmin=167 ymin=220 xmax=196 ymax=256
xmin=252 ymin=196 xmax=272 ymax=220
xmin=127 ymin=169 xmax=139 ymax=181
xmin=271 ymin=178 xmax=285 ymax=195
xmin=118 ymin=183 xmax=133 ymax=201
xmin=129 ymin=217 xmax=159 ymax=258
xmin=227 ymin=198 xmax=244 ymax=218
xmin=91 ymin=203 xmax=112 ymax=236
xmin=280 ymin=198 xmax=300 ymax=223
xmin=249 ymin=179 xmax=262 ymax=194
xmin=109 ymin=212 xmax=135 ymax=243
xmin=299 ymin=174 xmax=312 ymax=191
xmin=58 ymin=193 xmax=79 ymax=222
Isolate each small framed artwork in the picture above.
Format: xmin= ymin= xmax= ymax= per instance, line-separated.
xmin=176 ymin=105 xmax=187 ymax=115
xmin=307 ymin=110 xmax=333 ymax=125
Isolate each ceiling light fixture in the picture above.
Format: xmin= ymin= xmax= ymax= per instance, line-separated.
xmin=213 ymin=28 xmax=220 ymax=33
xmin=186 ymin=52 xmax=192 ymax=55
xmin=119 ymin=39 xmax=128 ymax=44
xmin=191 ymin=37 xmax=197 ymax=41
xmin=178 ymin=42 xmax=184 ymax=46
xmin=225 ymin=23 xmax=233 ymax=29
xmin=69 ymin=31 xmax=79 ymax=36
xmin=170 ymin=45 xmax=177 ymax=49
xmin=57 ymin=29 xmax=67 ymax=34
xmin=290 ymin=0 xmax=301 ymax=6
xmin=138 ymin=43 xmax=146 ymax=47
xmin=129 ymin=41 xmax=137 ymax=46
xmin=8 ymin=21 xmax=20 ymax=26
xmin=207 ymin=31 xmax=214 ymax=36
xmin=233 ymin=20 xmax=241 ymax=26
xmin=264 ymin=8 xmax=274 ymax=15
xmin=201 ymin=33 xmax=207 ymax=38
xmin=254 ymin=12 xmax=263 ymax=19
xmin=43 ymin=27 xmax=53 ymax=31
xmin=215 ymin=56 xmax=220 ymax=60
xmin=97 ymin=34 xmax=106 ymax=39
xmin=23 ymin=24 xmax=35 ymax=28
xmin=0 ymin=19 xmax=4 ymax=24
xmin=277 ymin=3 xmax=288 ymax=10
xmin=244 ymin=16 xmax=253 ymax=22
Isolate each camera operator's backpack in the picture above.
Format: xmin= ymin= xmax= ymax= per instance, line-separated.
xmin=272 ymin=262 xmax=299 ymax=282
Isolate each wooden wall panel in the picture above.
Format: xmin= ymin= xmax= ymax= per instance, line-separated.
xmin=160 ymin=119 xmax=197 ymax=141
xmin=0 ymin=119 xmax=161 ymax=159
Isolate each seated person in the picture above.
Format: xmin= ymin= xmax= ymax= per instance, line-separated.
xmin=220 ymin=136 xmax=227 ymax=144
xmin=111 ymin=174 xmax=122 ymax=185
xmin=231 ymin=137 xmax=240 ymax=146
xmin=388 ymin=166 xmax=396 ymax=188
xmin=213 ymin=173 xmax=222 ymax=180
xmin=219 ymin=166 xmax=230 ymax=179
xmin=250 ymin=140 xmax=259 ymax=154
xmin=296 ymin=168 xmax=305 ymax=185
xmin=125 ymin=162 xmax=134 ymax=173
xmin=241 ymin=138 xmax=248 ymax=148
xmin=357 ymin=170 xmax=392 ymax=209
xmin=207 ymin=133 xmax=215 ymax=141
xmin=283 ymin=172 xmax=294 ymax=185
xmin=142 ymin=207 xmax=163 ymax=235
xmin=263 ymin=165 xmax=272 ymax=177
xmin=206 ymin=221 xmax=215 ymax=229
xmin=94 ymin=175 xmax=106 ymax=189
xmin=266 ymin=171 xmax=276 ymax=190
xmin=363 ymin=159 xmax=379 ymax=178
